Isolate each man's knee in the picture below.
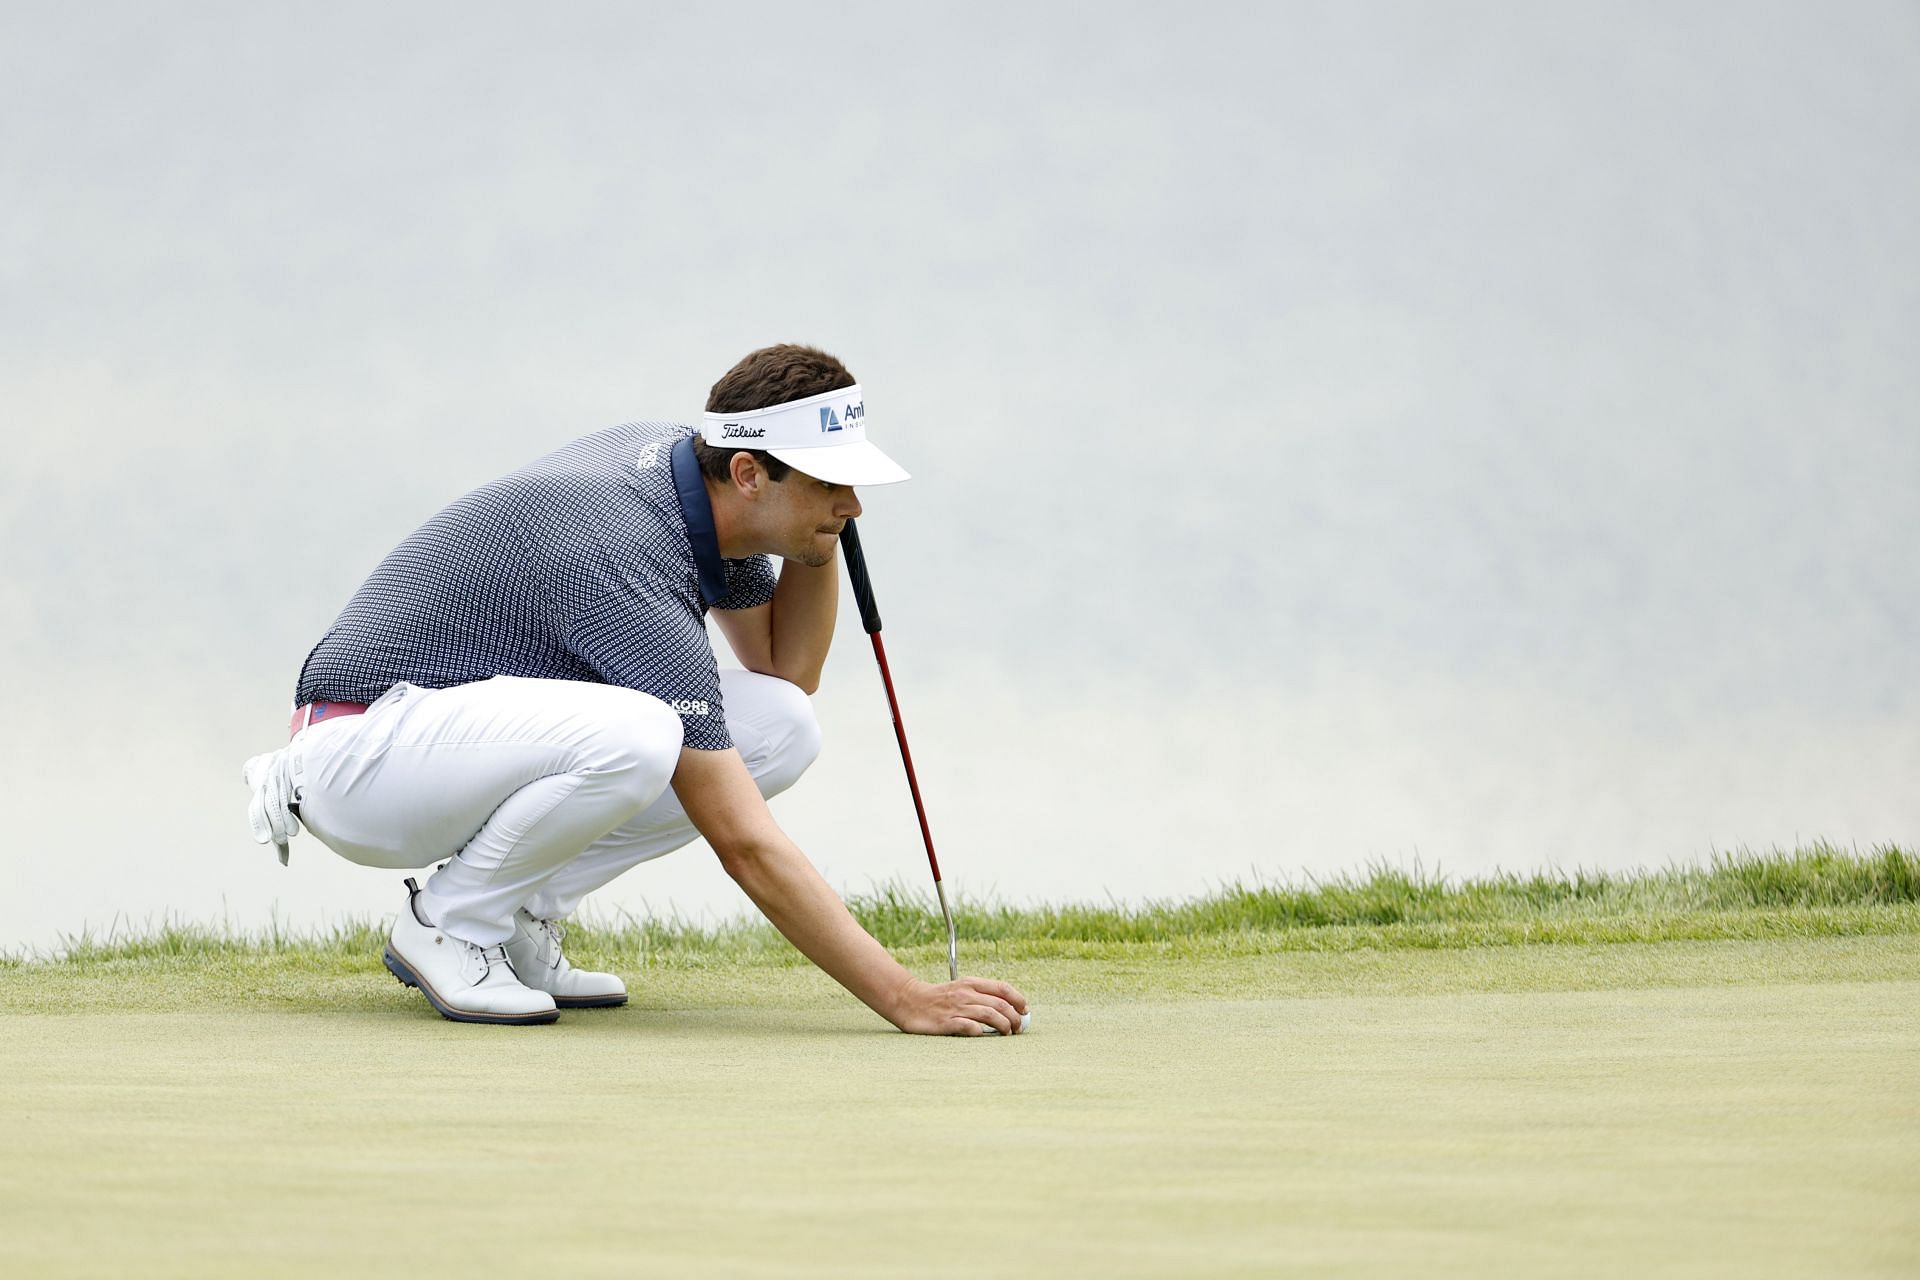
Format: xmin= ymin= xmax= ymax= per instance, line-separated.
xmin=591 ymin=691 xmax=684 ymax=806
xmin=747 ymin=676 xmax=821 ymax=798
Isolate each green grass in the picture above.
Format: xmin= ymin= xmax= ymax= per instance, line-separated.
xmin=4 ymin=936 xmax=1917 ymax=1278
xmin=9 ymin=842 xmax=1915 ymax=977
xmin=4 ymin=845 xmax=1918 ymax=1277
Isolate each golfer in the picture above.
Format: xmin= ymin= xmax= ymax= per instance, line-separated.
xmin=242 ymin=343 xmax=1028 ymax=1033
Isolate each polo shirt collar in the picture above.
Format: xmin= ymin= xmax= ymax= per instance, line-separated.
xmin=670 ymin=435 xmax=729 ymax=606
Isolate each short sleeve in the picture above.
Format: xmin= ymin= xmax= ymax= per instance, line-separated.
xmin=713 ymin=554 xmax=778 ymax=611
xmin=568 ymin=584 xmax=736 ymax=751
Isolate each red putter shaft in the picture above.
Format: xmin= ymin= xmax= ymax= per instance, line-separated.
xmin=838 ymin=518 xmax=960 ymax=981
xmin=867 ymin=631 xmax=944 ymax=885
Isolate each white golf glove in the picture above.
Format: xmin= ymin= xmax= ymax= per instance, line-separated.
xmin=242 ymin=749 xmax=302 ymax=865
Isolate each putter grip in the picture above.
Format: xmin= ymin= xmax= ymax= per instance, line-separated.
xmin=839 ymin=519 xmax=884 ymax=634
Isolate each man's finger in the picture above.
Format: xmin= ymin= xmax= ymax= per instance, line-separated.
xmin=962 ymin=1002 xmax=1014 ymax=1035
xmin=961 ymin=976 xmax=1028 ymax=1013
xmin=976 ymin=995 xmax=1021 ymax=1030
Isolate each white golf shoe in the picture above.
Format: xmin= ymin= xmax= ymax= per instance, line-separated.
xmin=382 ymin=878 xmax=559 ymax=1025
xmin=504 ymin=908 xmax=629 ymax=1008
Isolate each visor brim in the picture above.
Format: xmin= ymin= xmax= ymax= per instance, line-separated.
xmin=766 ymin=440 xmax=911 ymax=486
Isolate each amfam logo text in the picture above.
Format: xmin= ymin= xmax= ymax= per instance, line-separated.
xmin=819 ymin=400 xmax=864 ymax=433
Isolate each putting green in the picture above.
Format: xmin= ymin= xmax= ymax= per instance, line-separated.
xmin=4 ymin=936 xmax=1916 ymax=1278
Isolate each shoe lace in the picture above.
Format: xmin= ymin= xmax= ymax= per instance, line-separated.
xmin=463 ymin=941 xmax=512 ymax=984
xmin=529 ymin=915 xmax=566 ymax=966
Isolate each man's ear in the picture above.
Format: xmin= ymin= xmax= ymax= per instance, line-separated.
xmin=727 ymin=450 xmax=763 ymax=497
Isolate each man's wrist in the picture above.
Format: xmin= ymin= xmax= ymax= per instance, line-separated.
xmin=881 ymin=973 xmax=924 ymax=1028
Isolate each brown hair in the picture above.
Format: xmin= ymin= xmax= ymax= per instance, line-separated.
xmin=692 ymin=343 xmax=858 ymax=483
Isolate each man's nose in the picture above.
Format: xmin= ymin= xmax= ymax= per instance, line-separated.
xmin=837 ymin=490 xmax=863 ymax=519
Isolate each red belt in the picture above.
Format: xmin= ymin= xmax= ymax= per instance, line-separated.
xmin=290 ymin=701 xmax=370 ymax=739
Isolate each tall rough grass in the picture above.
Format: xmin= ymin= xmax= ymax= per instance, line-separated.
xmin=9 ymin=842 xmax=1912 ymax=969
xmin=887 ymin=840 xmax=1920 ymax=948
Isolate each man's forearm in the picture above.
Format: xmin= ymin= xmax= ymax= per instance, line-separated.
xmin=768 ymin=556 xmax=838 ymax=693
xmin=717 ymin=832 xmax=915 ymax=1025
xmin=673 ymin=746 xmax=1028 ymax=1037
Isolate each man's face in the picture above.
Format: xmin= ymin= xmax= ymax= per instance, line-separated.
xmin=767 ymin=465 xmax=862 ymax=566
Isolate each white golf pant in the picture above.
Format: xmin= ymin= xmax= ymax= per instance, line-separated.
xmin=290 ymin=670 xmax=821 ymax=946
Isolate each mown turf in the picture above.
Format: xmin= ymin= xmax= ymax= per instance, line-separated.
xmin=2 ymin=936 xmax=1916 ymax=1279
xmin=4 ymin=846 xmax=1915 ymax=1277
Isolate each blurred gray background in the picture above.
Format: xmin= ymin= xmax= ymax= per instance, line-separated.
xmin=2 ymin=1 xmax=1914 ymax=953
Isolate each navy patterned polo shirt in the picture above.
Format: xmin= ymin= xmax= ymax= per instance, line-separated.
xmin=293 ymin=421 xmax=778 ymax=751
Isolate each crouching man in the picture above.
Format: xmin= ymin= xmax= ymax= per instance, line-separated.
xmin=242 ymin=343 xmax=1027 ymax=1034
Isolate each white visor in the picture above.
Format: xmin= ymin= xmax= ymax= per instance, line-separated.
xmin=700 ymin=384 xmax=910 ymax=486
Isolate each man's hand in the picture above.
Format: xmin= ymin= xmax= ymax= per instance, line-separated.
xmin=890 ymin=975 xmax=1030 ymax=1036
xmin=672 ymin=744 xmax=1033 ymax=1036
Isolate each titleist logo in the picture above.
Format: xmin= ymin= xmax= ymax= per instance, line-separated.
xmin=720 ymin=424 xmax=765 ymax=439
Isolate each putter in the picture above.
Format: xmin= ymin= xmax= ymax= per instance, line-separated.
xmin=838 ymin=518 xmax=959 ymax=982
